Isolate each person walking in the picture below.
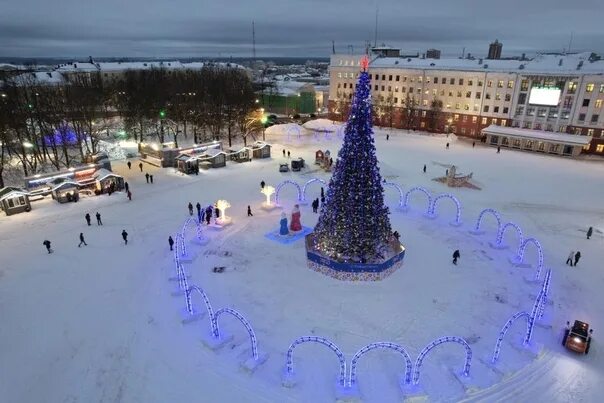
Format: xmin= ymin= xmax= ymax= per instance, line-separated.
xmin=150 ymin=174 xmax=154 ymax=184
xmin=386 ymin=134 xmax=390 ymax=141
xmin=320 ymin=187 xmax=325 ymax=199
xmin=85 ymin=213 xmax=91 ymax=226
xmin=497 ymin=146 xmax=501 ymax=153
xmin=96 ymin=212 xmax=103 ymax=225
xmin=127 ymin=190 xmax=132 ymax=201
xmin=282 ymin=149 xmax=286 ymax=157
xmin=446 ymin=142 xmax=450 ymax=149
xmin=566 ymin=250 xmax=575 ymax=266
xmin=287 ymin=150 xmax=291 ymax=158
xmin=43 ymin=240 xmax=52 ymax=254
xmin=78 ymin=233 xmax=88 ymax=247
xmin=145 ymin=173 xmax=150 ymax=183
xmin=121 ymin=230 xmax=129 ymax=245
xmin=260 ymin=180 xmax=265 ymax=189
xmin=472 ymin=141 xmax=475 ymax=148
xmin=446 ymin=169 xmax=449 ymax=176
xmin=138 ymin=162 xmax=143 ymax=172
xmin=321 ymin=194 xmax=325 ymax=205
xmin=168 ymin=236 xmax=174 ymax=251
xmin=205 ymin=206 xmax=212 ymax=225
xmin=188 ymin=202 xmax=194 ymax=216
xmin=124 ymin=182 xmax=129 ymax=193
xmin=574 ymin=251 xmax=581 ymax=266
xmin=247 ymin=205 xmax=253 ymax=217
xmin=312 ymin=198 xmax=318 ymax=213
xmin=196 ymin=202 xmax=201 ymax=215
xmin=452 ymin=249 xmax=460 ymax=265
xmin=586 ymin=226 xmax=593 ymax=240
xmin=423 ymin=164 xmax=426 ymax=173
xmin=127 ymin=161 xmax=132 ymax=170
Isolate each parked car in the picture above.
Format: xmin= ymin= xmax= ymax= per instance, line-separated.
xmin=563 ymin=320 xmax=593 ymax=354
xmin=279 ymin=163 xmax=290 ymax=172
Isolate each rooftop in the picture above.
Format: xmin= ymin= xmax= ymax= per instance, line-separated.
xmin=481 ymin=124 xmax=593 ymax=145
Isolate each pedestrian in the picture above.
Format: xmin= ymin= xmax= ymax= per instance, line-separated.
xmin=43 ymin=240 xmax=52 ymax=254
xmin=566 ymin=250 xmax=575 ymax=266
xmin=586 ymin=226 xmax=593 ymax=240
xmin=330 ymin=157 xmax=333 ymax=167
xmin=497 ymin=146 xmax=501 ymax=153
xmin=446 ymin=142 xmax=450 ymax=149
xmin=320 ymin=187 xmax=325 ymax=198
xmin=321 ymin=194 xmax=325 ymax=205
xmin=215 ymin=206 xmax=220 ymax=218
xmin=195 ymin=165 xmax=199 ymax=175
xmin=283 ymin=149 xmax=286 ymax=157
xmin=127 ymin=161 xmax=132 ymax=170
xmin=85 ymin=213 xmax=91 ymax=226
xmin=423 ymin=164 xmax=426 ymax=173
xmin=205 ymin=207 xmax=212 ymax=225
xmin=446 ymin=169 xmax=449 ymax=176
xmin=452 ymin=249 xmax=460 ymax=265
xmin=168 ymin=236 xmax=174 ymax=251
xmin=200 ymin=209 xmax=205 ymax=224
xmin=260 ymin=180 xmax=265 ymax=189
xmin=574 ymin=251 xmax=581 ymax=266
xmin=196 ymin=202 xmax=201 ymax=214
xmin=127 ymin=190 xmax=132 ymax=201
xmin=386 ymin=134 xmax=390 ymax=140
xmin=247 ymin=205 xmax=253 ymax=217
xmin=472 ymin=141 xmax=475 ymax=148
xmin=96 ymin=212 xmax=103 ymax=225
xmin=124 ymin=182 xmax=129 ymax=193
xmin=188 ymin=202 xmax=194 ymax=216
xmin=78 ymin=233 xmax=88 ymax=247
xmin=197 ymin=210 xmax=202 ymax=224
xmin=121 ymin=230 xmax=128 ymax=245
xmin=139 ymin=162 xmax=143 ymax=172
xmin=150 ymin=174 xmax=153 ymax=184
xmin=145 ymin=173 xmax=150 ymax=183
xmin=287 ymin=150 xmax=291 ymax=158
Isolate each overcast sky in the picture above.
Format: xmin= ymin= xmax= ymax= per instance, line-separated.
xmin=1 ymin=0 xmax=603 ymax=59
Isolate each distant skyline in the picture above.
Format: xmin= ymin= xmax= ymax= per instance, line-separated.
xmin=2 ymin=0 xmax=603 ymax=59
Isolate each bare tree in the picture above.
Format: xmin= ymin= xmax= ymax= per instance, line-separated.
xmin=402 ymin=95 xmax=417 ymax=132
xmin=428 ymin=98 xmax=443 ymax=132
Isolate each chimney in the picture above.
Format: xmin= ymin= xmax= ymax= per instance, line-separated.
xmin=558 ymin=59 xmax=563 ymax=66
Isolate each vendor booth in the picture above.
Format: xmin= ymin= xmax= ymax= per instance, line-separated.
xmin=199 ymin=148 xmax=227 ymax=169
xmin=0 ymin=187 xmax=31 ymax=216
xmin=252 ymin=142 xmax=271 ymax=159
xmin=51 ymin=181 xmax=80 ymax=203
xmin=227 ymin=147 xmax=251 ymax=163
xmin=94 ymin=169 xmax=124 ymax=194
xmin=176 ymin=154 xmax=199 ymax=174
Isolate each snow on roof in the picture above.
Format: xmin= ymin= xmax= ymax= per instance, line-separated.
xmin=51 ymin=181 xmax=79 ymax=191
xmin=94 ymin=168 xmax=122 ymax=180
xmin=0 ymin=187 xmax=28 ymax=201
xmin=252 ymin=141 xmax=271 ymax=149
xmin=345 ymin=52 xmax=604 ymax=75
xmin=55 ymin=62 xmax=99 ymax=72
xmin=482 ymin=125 xmax=592 ymax=145
xmin=273 ymin=81 xmax=314 ymax=96
xmin=10 ymin=71 xmax=65 ymax=85
xmin=203 ymin=148 xmax=226 ymax=157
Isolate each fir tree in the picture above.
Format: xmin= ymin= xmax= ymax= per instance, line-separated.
xmin=312 ymin=57 xmax=392 ymax=262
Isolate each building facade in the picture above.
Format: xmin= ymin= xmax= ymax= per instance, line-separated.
xmin=328 ymin=51 xmax=604 ymax=155
xmin=488 ymin=40 xmax=503 ymax=60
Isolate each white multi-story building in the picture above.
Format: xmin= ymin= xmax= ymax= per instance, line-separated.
xmin=329 ymin=50 xmax=604 ymax=155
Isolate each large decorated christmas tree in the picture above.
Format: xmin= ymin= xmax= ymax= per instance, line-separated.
xmin=311 ymin=56 xmax=393 ymax=264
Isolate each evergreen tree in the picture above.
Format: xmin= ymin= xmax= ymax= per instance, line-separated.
xmin=312 ymin=57 xmax=392 ymax=262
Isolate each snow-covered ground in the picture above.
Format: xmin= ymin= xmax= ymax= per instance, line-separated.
xmin=1 ymin=123 xmax=603 ymax=403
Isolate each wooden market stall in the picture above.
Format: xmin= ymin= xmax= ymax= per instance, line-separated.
xmin=0 ymin=187 xmax=31 ymax=216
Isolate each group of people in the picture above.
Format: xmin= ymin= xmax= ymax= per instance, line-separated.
xmin=564 ymin=226 xmax=593 ymax=267
xmin=42 ymin=211 xmax=129 ymax=253
xmin=188 ymin=201 xmax=222 ymax=225
xmin=282 ymin=149 xmax=291 ymax=158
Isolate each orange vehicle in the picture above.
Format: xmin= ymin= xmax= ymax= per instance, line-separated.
xmin=562 ymin=320 xmax=593 ymax=354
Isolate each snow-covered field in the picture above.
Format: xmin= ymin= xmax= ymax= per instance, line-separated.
xmin=1 ymin=123 xmax=603 ymax=403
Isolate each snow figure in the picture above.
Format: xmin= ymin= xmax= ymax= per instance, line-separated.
xmin=279 ymin=212 xmax=289 ymax=236
xmin=311 ymin=55 xmax=392 ymax=262
xmin=290 ymin=204 xmax=302 ymax=232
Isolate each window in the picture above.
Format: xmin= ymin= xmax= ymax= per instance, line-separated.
xmin=478 ymin=80 xmax=484 ymax=87
xmin=459 ymin=78 xmax=464 ymax=85
xmin=403 ymin=76 xmax=407 ymax=82
xmin=597 ymin=144 xmax=604 ymax=153
xmin=395 ymin=86 xmax=399 ymax=92
xmin=483 ymin=105 xmax=490 ymax=112
xmin=481 ymin=117 xmax=488 ymax=124
xmin=402 ymin=86 xmax=406 ymax=93
xmin=507 ymin=80 xmax=514 ymax=89
xmin=490 ymin=135 xmax=499 ymax=145
xmin=374 ymin=85 xmax=378 ymax=91
xmin=448 ymin=91 xmax=453 ymax=97
xmin=503 ymin=107 xmax=509 ymax=114
xmin=395 ymin=75 xmax=400 ymax=81
xmin=466 ymin=91 xmax=471 ymax=98
xmin=561 ymin=111 xmax=570 ymax=120
xmin=474 ymin=104 xmax=480 ymax=112
xmin=381 ymin=85 xmax=385 ymax=91
xmin=440 ymin=89 xmax=445 ymax=96
xmin=450 ymin=78 xmax=455 ymax=85
xmin=389 ymin=75 xmax=393 ymax=81
xmin=455 ymin=103 xmax=460 ymax=109
xmin=422 ymin=110 xmax=427 ymax=117
xmin=441 ymin=77 xmax=446 ymax=84
xmin=472 ymin=116 xmax=477 ymax=123
xmin=501 ymin=137 xmax=509 ymax=146
xmin=487 ymin=80 xmax=493 ymax=87
xmin=382 ymin=75 xmax=386 ymax=80
xmin=457 ymin=91 xmax=462 ymax=98
xmin=586 ymin=83 xmax=595 ymax=92
xmin=505 ymin=94 xmax=511 ymax=102
xmin=525 ymin=140 xmax=533 ymax=149
xmin=568 ymin=82 xmax=577 ymax=94
xmin=527 ymin=107 xmax=535 ymax=116
xmin=475 ymin=92 xmax=481 ymax=99
xmin=432 ymin=89 xmax=437 ymax=96
xmin=337 ymin=73 xmax=342 ymax=78
xmin=418 ymin=76 xmax=423 ymax=83
xmin=521 ymin=79 xmax=529 ymax=91
xmin=409 ymin=87 xmax=414 ymax=93
xmin=591 ymin=114 xmax=599 ymax=123
xmin=583 ymin=99 xmax=590 ymax=107
xmin=337 ymin=83 xmax=341 ymax=89
xmin=470 ymin=129 xmax=476 ymax=136
xmin=464 ymin=104 xmax=470 ymax=110
xmin=537 ymin=108 xmax=547 ymax=117
xmin=453 ymin=114 xmax=459 ymax=121
xmin=516 ymin=106 xmax=524 ymax=115
xmin=596 ymin=99 xmax=603 ymax=108
xmin=495 ymin=93 xmax=501 ymax=101
xmin=462 ymin=115 xmax=468 ymax=122
xmin=485 ymin=93 xmax=491 ymax=100
xmin=461 ymin=127 xmax=466 ymax=134
xmin=343 ymin=83 xmax=347 ymax=89
xmin=422 ymin=99 xmax=428 ymax=106
xmin=497 ymin=80 xmax=504 ymax=88
xmin=420 ymin=121 xmax=426 ymax=128
xmin=563 ymin=96 xmax=573 ymax=108
xmin=518 ymin=93 xmax=527 ymax=104
xmin=388 ymin=86 xmax=392 ymax=92
xmin=433 ymin=77 xmax=438 ymax=83
xmin=579 ymin=113 xmax=586 ymax=121
xmin=468 ymin=79 xmax=473 ymax=86
xmin=588 ymin=129 xmax=595 ymax=136
xmin=494 ymin=106 xmax=500 ymax=113
xmin=394 ymin=97 xmax=398 ymax=104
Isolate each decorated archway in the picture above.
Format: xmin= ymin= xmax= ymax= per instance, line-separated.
xmin=275 ymin=180 xmax=302 ymax=206
xmin=428 ymin=193 xmax=462 ymax=226
xmin=284 ymin=336 xmax=347 ymax=387
xmin=413 ymin=336 xmax=472 ymax=385
xmin=348 ymin=342 xmax=412 ymax=387
xmin=402 ymin=186 xmax=432 ymax=213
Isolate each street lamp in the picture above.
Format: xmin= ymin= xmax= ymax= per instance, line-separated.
xmin=22 ymin=141 xmax=34 ymax=148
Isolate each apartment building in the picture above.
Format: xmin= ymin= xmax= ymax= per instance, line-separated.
xmin=329 ymin=51 xmax=604 ymax=155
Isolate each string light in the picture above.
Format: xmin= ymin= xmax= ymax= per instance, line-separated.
xmin=285 ymin=336 xmax=347 ymax=387
xmin=413 ymin=336 xmax=472 ymax=385
xmin=427 ymin=193 xmax=462 ymax=226
xmin=382 ymin=181 xmax=405 ymax=208
xmin=512 ymin=237 xmax=545 ymax=280
xmin=349 ymin=342 xmax=412 ymax=387
xmin=493 ymin=221 xmax=524 ymax=249
xmin=275 ymin=180 xmax=302 ymax=206
xmin=300 ymin=178 xmax=327 ymax=203
xmin=402 ymin=186 xmax=432 ymax=212
xmin=471 ymin=208 xmax=502 ymax=235
xmin=491 ymin=311 xmax=531 ymax=363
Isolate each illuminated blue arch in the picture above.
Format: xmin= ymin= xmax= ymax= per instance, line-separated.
xmin=382 ymin=181 xmax=404 ymax=208
xmin=301 ymin=178 xmax=327 ymax=202
xmin=524 ymin=290 xmax=545 ymax=345
xmin=285 ymin=336 xmax=347 ymax=386
xmin=275 ymin=180 xmax=302 ymax=206
xmin=512 ymin=237 xmax=545 ymax=280
xmin=491 ymin=311 xmax=531 ymax=363
xmin=185 ymin=285 xmax=215 ymax=322
xmin=349 ymin=342 xmax=413 ymax=387
xmin=402 ymin=186 xmax=432 ymax=213
xmin=471 ymin=208 xmax=502 ymax=235
xmin=286 ymin=125 xmax=302 ymax=141
xmin=413 ymin=336 xmax=472 ymax=385
xmin=493 ymin=222 xmax=524 ymax=250
xmin=428 ymin=193 xmax=462 ymax=226
xmin=212 ymin=308 xmax=260 ymax=361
